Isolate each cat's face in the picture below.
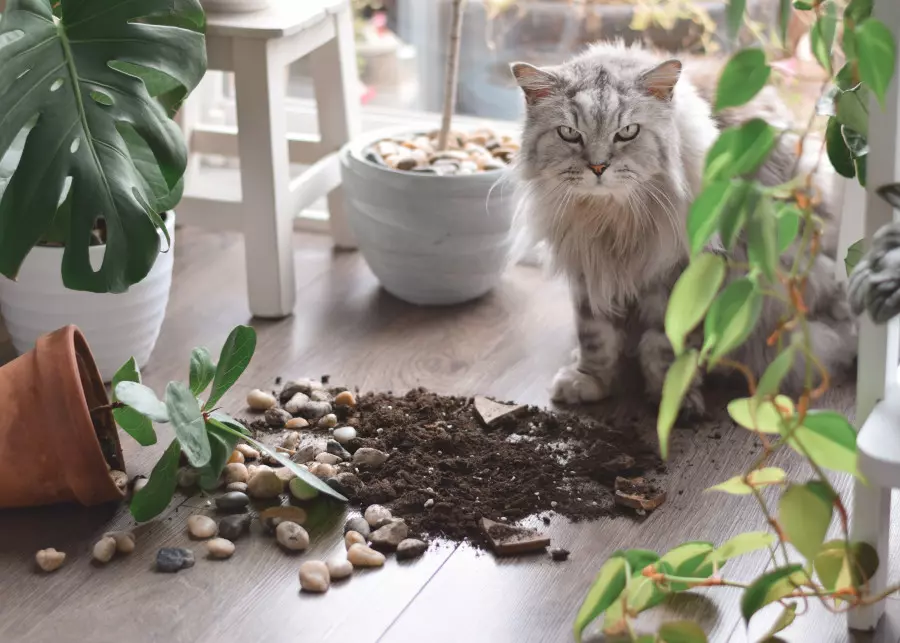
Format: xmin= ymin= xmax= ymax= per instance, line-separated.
xmin=512 ymin=58 xmax=682 ymax=201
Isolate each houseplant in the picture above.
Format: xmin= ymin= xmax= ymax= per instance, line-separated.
xmin=573 ymin=0 xmax=896 ymax=640
xmin=0 ymin=0 xmax=207 ymax=380
xmin=340 ymin=0 xmax=518 ymax=306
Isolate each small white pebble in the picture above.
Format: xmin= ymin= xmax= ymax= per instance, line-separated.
xmin=534 ymin=492 xmax=540 ymax=496
xmin=550 ymin=501 xmax=558 ymax=508
xmin=500 ymin=517 xmax=508 ymax=522
xmin=576 ymin=497 xmax=582 ymax=502
xmin=424 ymin=499 xmax=434 ymax=509
xmin=92 ymin=536 xmax=117 ymax=564
xmin=386 ymin=406 xmax=392 ymax=410
xmin=207 ymin=538 xmax=235 ymax=559
xmin=428 ymin=467 xmax=434 ymax=473
xmin=592 ymin=501 xmax=598 ymax=506
xmin=187 ymin=515 xmax=218 ymax=539
xmin=376 ymin=428 xmax=384 ymax=434
xmin=35 ymin=548 xmax=66 ymax=572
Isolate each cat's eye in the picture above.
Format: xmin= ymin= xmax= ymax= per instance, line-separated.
xmin=557 ymin=125 xmax=583 ymax=144
xmin=615 ymin=124 xmax=640 ymax=142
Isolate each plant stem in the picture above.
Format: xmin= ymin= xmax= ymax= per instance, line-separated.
xmin=91 ymin=401 xmax=125 ymax=414
xmin=437 ymin=0 xmax=466 ymax=151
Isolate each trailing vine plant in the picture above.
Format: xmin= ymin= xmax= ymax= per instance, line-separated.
xmin=574 ymin=1 xmax=896 ymax=641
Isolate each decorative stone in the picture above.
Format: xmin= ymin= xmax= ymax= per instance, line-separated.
xmin=218 ymin=514 xmax=251 ymax=541
xmin=289 ymin=477 xmax=320 ymax=501
xmin=133 ymin=477 xmax=148 ymax=494
xmin=216 ymin=491 xmax=250 ymax=513
xmin=334 ymin=391 xmax=356 ymax=407
xmin=353 ymin=448 xmax=389 ymax=469
xmin=104 ymin=531 xmax=136 ymax=554
xmin=156 ymin=547 xmax=195 ymax=573
xmin=550 ymin=547 xmax=570 ymax=561
xmin=424 ymin=498 xmax=435 ymax=509
xmin=247 ymin=389 xmax=277 ymax=410
xmin=235 ymin=444 xmax=260 ymax=460
xmin=396 ymin=538 xmax=428 ymax=560
xmin=364 ymin=504 xmax=393 ymax=529
xmin=293 ymin=437 xmax=325 ymax=463
xmin=226 ymin=482 xmax=248 ymax=493
xmin=347 ymin=543 xmax=386 ymax=568
xmin=297 ymin=401 xmax=332 ymax=421
xmin=265 ymin=407 xmax=292 ymax=428
xmin=207 ymin=538 xmax=235 ymax=559
xmin=223 ymin=462 xmax=249 ymax=485
xmin=326 ymin=440 xmax=352 ymax=460
xmin=310 ymin=389 xmax=332 ymax=403
xmin=187 ymin=515 xmax=218 ymax=539
xmin=177 ymin=467 xmax=199 ymax=488
xmin=473 ymin=396 xmax=526 ymax=427
xmin=285 ymin=417 xmax=310 ymax=430
xmin=299 ymin=560 xmax=330 ymax=593
xmin=370 ymin=520 xmax=408 ymax=551
xmin=281 ymin=431 xmax=301 ymax=450
xmin=110 ymin=469 xmax=128 ymax=492
xmin=344 ymin=516 xmax=372 ymax=539
xmin=227 ymin=450 xmax=245 ymax=464
xmin=309 ymin=462 xmax=336 ymax=479
xmin=284 ymin=392 xmax=311 ymax=415
xmin=248 ymin=469 xmax=283 ymax=499
xmin=318 ymin=413 xmax=338 ymax=429
xmin=260 ymin=506 xmax=308 ymax=532
xmin=326 ymin=557 xmax=353 ymax=580
xmin=345 ymin=531 xmax=367 ymax=549
xmin=315 ymin=452 xmax=342 ymax=465
xmin=279 ymin=378 xmax=317 ymax=403
xmin=35 ymin=548 xmax=66 ymax=572
xmin=332 ymin=426 xmax=357 ymax=445
xmin=92 ymin=536 xmax=117 ymax=564
xmin=329 ymin=472 xmax=362 ymax=498
xmin=276 ymin=521 xmax=310 ymax=551
xmin=274 ymin=467 xmax=296 ymax=486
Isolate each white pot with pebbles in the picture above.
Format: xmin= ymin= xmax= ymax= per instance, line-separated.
xmin=340 ymin=126 xmax=518 ymax=306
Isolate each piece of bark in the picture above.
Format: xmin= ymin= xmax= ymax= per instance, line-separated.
xmin=614 ymin=477 xmax=667 ymax=511
xmin=481 ymin=517 xmax=550 ymax=555
xmin=473 ymin=396 xmax=526 ymax=427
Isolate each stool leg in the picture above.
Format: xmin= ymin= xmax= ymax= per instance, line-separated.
xmin=310 ymin=4 xmax=361 ymax=249
xmin=232 ymin=38 xmax=295 ymax=318
xmin=848 ymin=478 xmax=891 ymax=631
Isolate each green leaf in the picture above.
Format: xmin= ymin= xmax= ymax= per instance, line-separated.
xmin=747 ymin=196 xmax=779 ymax=281
xmin=741 ymin=565 xmax=805 ymax=623
xmin=115 ymin=381 xmax=170 ymax=423
xmin=757 ymin=348 xmax=796 ymax=398
xmin=845 ymin=0 xmax=873 ymax=24
xmin=762 ymin=603 xmax=797 ymax=640
xmin=855 ymin=154 xmax=867 ymax=187
xmin=715 ymin=49 xmax=771 ymax=112
xmin=708 ymin=467 xmax=786 ymax=494
xmin=189 ymin=347 xmax=216 ymax=397
xmin=666 ymin=253 xmax=727 ymax=354
xmin=657 ymin=349 xmax=699 ymax=460
xmin=574 ymin=557 xmax=628 ymax=642
xmin=204 ymin=325 xmax=257 ymax=411
xmin=623 ymin=561 xmax=676 ymax=614
xmin=877 ymin=183 xmax=900 ymax=209
xmin=130 ymin=438 xmax=180 ymax=522
xmin=778 ymin=0 xmax=792 ymax=47
xmin=705 ymin=120 xmax=776 ymax=182
xmin=836 ymin=88 xmax=870 ymax=136
xmin=728 ymin=396 xmax=794 ymax=434
xmin=111 ymin=358 xmax=157 ymax=446
xmin=209 ymin=410 xmax=252 ymax=437
xmin=809 ymin=3 xmax=837 ymax=73
xmin=710 ymin=531 xmax=776 ymax=564
xmin=779 ymin=481 xmax=834 ymax=561
xmin=814 ymin=540 xmax=878 ymax=591
xmin=826 ymin=118 xmax=856 ymax=179
xmin=118 ymin=122 xmax=183 ymax=218
xmin=659 ymin=620 xmax=708 ymax=643
xmin=718 ymin=181 xmax=755 ymax=249
xmin=659 ymin=542 xmax=716 ymax=591
xmin=793 ymin=1 xmax=813 ymax=9
xmin=0 ymin=0 xmax=206 ymax=293
xmin=776 ymin=205 xmax=801 ymax=254
xmin=842 ymin=126 xmax=868 ymax=159
xmin=790 ymin=411 xmax=860 ymax=478
xmin=687 ymin=181 xmax=732 ymax=254
xmin=704 ymin=278 xmax=763 ymax=366
xmin=612 ymin=548 xmax=660 ymax=572
xmin=856 ymin=19 xmax=896 ymax=108
xmin=845 ymin=239 xmax=865 ymax=276
xmin=165 ymin=381 xmax=211 ymax=468
xmin=198 ymin=420 xmax=238 ymax=490
xmin=726 ymin=0 xmax=747 ymax=42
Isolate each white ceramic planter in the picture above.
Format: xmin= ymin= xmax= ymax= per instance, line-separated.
xmin=199 ymin=0 xmax=270 ymax=14
xmin=0 ymin=214 xmax=176 ymax=382
xmin=340 ymin=127 xmax=516 ymax=305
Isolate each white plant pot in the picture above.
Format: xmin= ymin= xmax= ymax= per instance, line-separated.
xmin=199 ymin=0 xmax=270 ymax=14
xmin=0 ymin=213 xmax=176 ymax=382
xmin=340 ymin=127 xmax=516 ymax=306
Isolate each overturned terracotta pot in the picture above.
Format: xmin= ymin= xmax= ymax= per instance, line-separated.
xmin=0 ymin=325 xmax=125 ymax=508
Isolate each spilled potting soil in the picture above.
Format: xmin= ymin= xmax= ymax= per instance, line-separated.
xmin=247 ymin=385 xmax=664 ymax=549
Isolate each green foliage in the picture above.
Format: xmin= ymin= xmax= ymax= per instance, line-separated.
xmin=756 ymin=347 xmax=796 ymax=398
xmin=0 ymin=0 xmax=206 ymax=293
xmin=809 ymin=1 xmax=837 ymax=73
xmin=814 ymin=540 xmax=879 ymax=591
xmin=856 ymin=19 xmax=896 ymax=107
xmin=789 ymin=411 xmax=861 ymax=478
xmin=741 ymin=565 xmax=805 ymax=623
xmin=708 ymin=467 xmax=785 ymax=495
xmin=111 ymin=358 xmax=157 ymax=446
xmin=715 ymin=49 xmax=771 ymax=112
xmin=845 ymin=239 xmax=865 ymax=276
xmin=826 ymin=118 xmax=856 ymax=179
xmin=665 ymin=253 xmax=727 ymax=354
xmin=725 ymin=0 xmax=746 ymax=42
xmin=703 ymin=278 xmax=762 ymax=366
xmin=574 ymin=557 xmax=629 ymax=642
xmin=728 ymin=396 xmax=794 ymax=434
xmin=779 ymin=482 xmax=834 ymax=561
xmin=709 ymin=531 xmax=776 ymax=564
xmin=113 ymin=325 xmax=348 ymax=522
xmin=762 ymin=603 xmax=797 ymax=639
xmin=657 ymin=349 xmax=699 ymax=459
xmin=687 ymin=181 xmax=732 ymax=254
xmin=658 ymin=621 xmax=708 ymax=643
xmin=705 ymin=120 xmax=776 ymax=182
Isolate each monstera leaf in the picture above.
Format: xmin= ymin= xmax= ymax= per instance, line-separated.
xmin=0 ymin=0 xmax=206 ymax=293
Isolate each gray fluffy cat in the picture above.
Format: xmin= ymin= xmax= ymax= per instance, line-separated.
xmin=510 ymin=42 xmax=856 ymax=413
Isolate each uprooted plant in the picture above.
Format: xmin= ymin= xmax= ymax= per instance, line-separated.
xmin=103 ymin=325 xmax=347 ymax=522
xmin=574 ymin=0 xmax=897 ymax=641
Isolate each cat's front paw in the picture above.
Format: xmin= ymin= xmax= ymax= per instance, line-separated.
xmin=551 ymin=365 xmax=610 ymax=404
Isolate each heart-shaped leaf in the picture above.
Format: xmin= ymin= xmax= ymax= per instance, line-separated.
xmin=741 ymin=565 xmax=805 ymax=623
xmin=705 ymin=120 xmax=776 ymax=183
xmin=130 ymin=438 xmax=180 ymax=522
xmin=708 ymin=467 xmax=786 ymax=495
xmin=115 ymin=381 xmax=170 ymax=423
xmin=666 ymin=253 xmax=727 ymax=354
xmin=715 ymin=49 xmax=771 ymax=112
xmin=709 ymin=531 xmax=775 ymax=564
xmin=205 ymin=325 xmax=257 ymax=411
xmin=189 ymin=347 xmax=216 ymax=397
xmin=165 ymin=381 xmax=211 ymax=468
xmin=657 ymin=350 xmax=699 ymax=459
xmin=111 ymin=357 xmax=157 ymax=446
xmin=855 ymin=19 xmax=896 ymax=107
xmin=779 ymin=481 xmax=834 ymax=560
xmin=574 ymin=557 xmax=628 ymax=642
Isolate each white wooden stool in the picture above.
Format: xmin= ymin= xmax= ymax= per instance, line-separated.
xmin=178 ymin=0 xmax=360 ymax=318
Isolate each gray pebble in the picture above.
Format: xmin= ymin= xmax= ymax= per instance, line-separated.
xmin=315 ymin=452 xmax=342 ymax=465
xmin=310 ymin=389 xmax=332 ymax=403
xmin=370 ymin=520 xmax=409 ymax=551
xmin=218 ymin=514 xmax=251 ymax=541
xmin=226 ymin=482 xmax=248 ymax=493
xmin=156 ymin=547 xmax=195 ymax=573
xmin=297 ymin=401 xmax=332 ymax=421
xmin=550 ymin=548 xmax=570 ymax=562
xmin=326 ymin=440 xmax=352 ymax=460
xmin=353 ymin=448 xmax=389 ymax=469
xmin=396 ymin=538 xmax=428 ymax=560
xmin=216 ymin=491 xmax=250 ymax=513
xmin=318 ymin=413 xmax=338 ymax=429
xmin=279 ymin=378 xmax=316 ymax=403
xmin=344 ymin=516 xmax=371 ymax=539
xmin=265 ymin=407 xmax=292 ymax=428
xmin=364 ymin=504 xmax=393 ymax=529
xmin=284 ymin=392 xmax=311 ymax=415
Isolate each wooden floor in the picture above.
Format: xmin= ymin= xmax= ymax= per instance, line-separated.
xmin=1 ymin=227 xmax=898 ymax=643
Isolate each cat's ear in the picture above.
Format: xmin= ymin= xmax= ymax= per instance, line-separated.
xmin=640 ymin=59 xmax=682 ymax=101
xmin=510 ymin=62 xmax=557 ymax=105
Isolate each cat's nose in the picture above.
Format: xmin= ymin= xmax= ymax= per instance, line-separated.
xmin=588 ymin=162 xmax=608 ymax=177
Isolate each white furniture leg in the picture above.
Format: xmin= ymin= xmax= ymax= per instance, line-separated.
xmin=232 ymin=38 xmax=296 ymax=318
xmin=310 ymin=4 xmax=361 ymax=249
xmin=848 ymin=479 xmax=892 ymax=630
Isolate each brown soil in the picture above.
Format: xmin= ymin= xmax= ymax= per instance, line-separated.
xmin=339 ymin=389 xmax=661 ymax=547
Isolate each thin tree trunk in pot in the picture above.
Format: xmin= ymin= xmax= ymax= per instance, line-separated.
xmin=438 ymin=0 xmax=466 ymax=151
